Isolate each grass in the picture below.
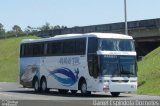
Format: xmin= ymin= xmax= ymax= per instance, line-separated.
xmin=0 ymin=36 xmax=40 ymax=82
xmin=137 ymin=47 xmax=160 ymax=95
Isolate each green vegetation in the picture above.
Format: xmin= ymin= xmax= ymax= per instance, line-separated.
xmin=0 ymin=36 xmax=40 ymax=82
xmin=137 ymin=47 xmax=160 ymax=95
xmin=0 ymin=22 xmax=67 ymax=37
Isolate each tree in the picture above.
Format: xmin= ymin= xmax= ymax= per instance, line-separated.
xmin=53 ymin=25 xmax=61 ymax=30
xmin=39 ymin=22 xmax=68 ymax=31
xmin=0 ymin=23 xmax=5 ymax=36
xmin=61 ymin=25 xmax=67 ymax=29
xmin=24 ymin=26 xmax=34 ymax=35
xmin=6 ymin=31 xmax=14 ymax=36
xmin=12 ymin=25 xmax=22 ymax=37
xmin=50 ymin=25 xmax=67 ymax=30
xmin=39 ymin=22 xmax=51 ymax=31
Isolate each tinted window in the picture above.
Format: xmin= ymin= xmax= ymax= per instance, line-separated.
xmin=32 ymin=43 xmax=44 ymax=56
xmin=100 ymin=56 xmax=137 ymax=77
xmin=21 ymin=38 xmax=87 ymax=57
xmin=75 ymin=38 xmax=86 ymax=55
xmin=23 ymin=44 xmax=33 ymax=57
xmin=21 ymin=43 xmax=44 ymax=57
xmin=87 ymin=55 xmax=99 ymax=78
xmin=88 ymin=37 xmax=98 ymax=54
xmin=100 ymin=56 xmax=119 ymax=76
xmin=63 ymin=40 xmax=75 ymax=55
xmin=101 ymin=39 xmax=115 ymax=51
xmin=100 ymin=39 xmax=135 ymax=51
xmin=47 ymin=41 xmax=62 ymax=55
xmin=46 ymin=38 xmax=86 ymax=56
xmin=87 ymin=37 xmax=99 ymax=78
xmin=20 ymin=44 xmax=24 ymax=57
xmin=119 ymin=40 xmax=134 ymax=51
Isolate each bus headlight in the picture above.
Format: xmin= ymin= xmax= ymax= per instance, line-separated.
xmin=103 ymin=85 xmax=109 ymax=92
xmin=131 ymin=85 xmax=137 ymax=89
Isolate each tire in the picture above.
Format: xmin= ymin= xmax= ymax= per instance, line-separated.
xmin=40 ymin=78 xmax=49 ymax=93
xmin=58 ymin=89 xmax=69 ymax=94
xmin=110 ymin=92 xmax=120 ymax=97
xmin=71 ymin=90 xmax=77 ymax=94
xmin=80 ymin=81 xmax=91 ymax=95
xmin=33 ymin=78 xmax=40 ymax=92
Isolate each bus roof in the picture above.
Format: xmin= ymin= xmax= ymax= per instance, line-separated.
xmin=21 ymin=33 xmax=133 ymax=44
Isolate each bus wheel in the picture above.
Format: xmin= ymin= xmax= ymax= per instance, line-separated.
xmin=110 ymin=92 xmax=120 ymax=97
xmin=71 ymin=90 xmax=77 ymax=94
xmin=80 ymin=81 xmax=87 ymax=94
xmin=40 ymin=78 xmax=49 ymax=93
xmin=58 ymin=89 xmax=69 ymax=94
xmin=33 ymin=78 xmax=40 ymax=92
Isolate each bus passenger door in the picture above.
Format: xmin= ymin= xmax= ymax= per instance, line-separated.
xmin=87 ymin=37 xmax=99 ymax=79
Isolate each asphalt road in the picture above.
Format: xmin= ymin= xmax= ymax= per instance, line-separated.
xmin=0 ymin=82 xmax=160 ymax=106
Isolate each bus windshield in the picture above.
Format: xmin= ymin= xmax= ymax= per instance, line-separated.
xmin=100 ymin=55 xmax=137 ymax=77
xmin=99 ymin=39 xmax=135 ymax=51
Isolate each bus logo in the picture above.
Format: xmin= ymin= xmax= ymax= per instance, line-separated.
xmin=49 ymin=68 xmax=79 ymax=86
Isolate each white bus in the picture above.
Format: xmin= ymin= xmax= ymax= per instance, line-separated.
xmin=19 ymin=33 xmax=137 ymax=97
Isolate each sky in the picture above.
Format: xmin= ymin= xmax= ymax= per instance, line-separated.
xmin=0 ymin=0 xmax=160 ymax=31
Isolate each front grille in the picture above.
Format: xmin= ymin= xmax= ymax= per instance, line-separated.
xmin=111 ymin=80 xmax=129 ymax=83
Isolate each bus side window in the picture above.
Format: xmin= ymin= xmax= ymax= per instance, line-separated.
xmin=32 ymin=43 xmax=44 ymax=56
xmin=88 ymin=37 xmax=98 ymax=54
xmin=21 ymin=43 xmax=44 ymax=57
xmin=87 ymin=37 xmax=99 ymax=78
xmin=63 ymin=40 xmax=75 ymax=55
xmin=47 ymin=41 xmax=63 ymax=56
xmin=24 ymin=44 xmax=33 ymax=57
xmin=75 ymin=38 xmax=86 ymax=55
xmin=20 ymin=44 xmax=24 ymax=57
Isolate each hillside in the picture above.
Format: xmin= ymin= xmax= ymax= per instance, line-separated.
xmin=0 ymin=36 xmax=40 ymax=82
xmin=137 ymin=47 xmax=160 ymax=95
